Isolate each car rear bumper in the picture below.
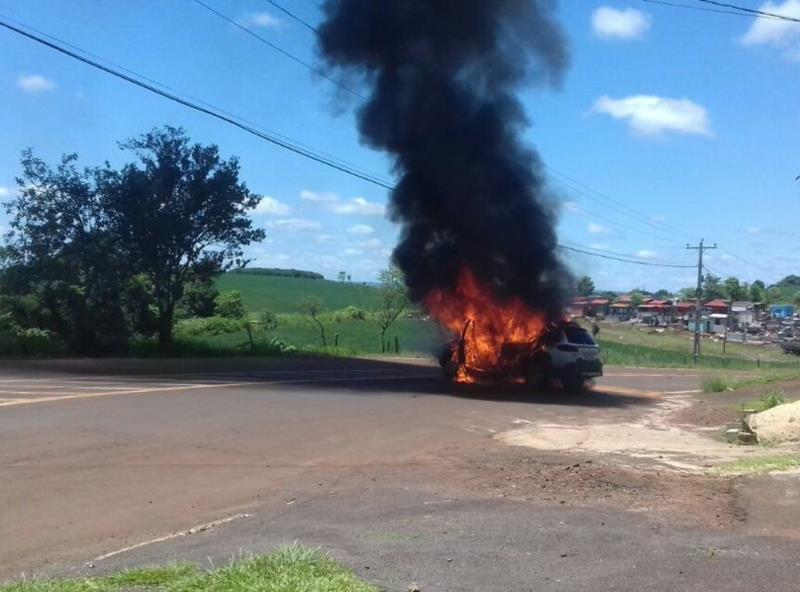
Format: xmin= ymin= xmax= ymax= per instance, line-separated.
xmin=577 ymin=359 xmax=603 ymax=377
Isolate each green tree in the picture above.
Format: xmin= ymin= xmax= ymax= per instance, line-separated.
xmin=653 ymin=289 xmax=672 ymax=300
xmin=375 ymin=266 xmax=408 ymax=352
xmin=3 ymin=150 xmax=130 ymax=352
xmin=576 ymin=276 xmax=595 ymax=297
xmin=723 ymin=276 xmax=743 ymax=301
xmin=630 ymin=292 xmax=645 ymax=308
xmin=299 ymin=296 xmax=326 ymax=347
xmin=750 ymin=280 xmax=766 ymax=303
xmin=702 ymin=273 xmax=725 ymax=300
xmin=101 ymin=127 xmax=265 ymax=349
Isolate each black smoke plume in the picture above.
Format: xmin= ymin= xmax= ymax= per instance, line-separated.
xmin=317 ymin=0 xmax=572 ymax=320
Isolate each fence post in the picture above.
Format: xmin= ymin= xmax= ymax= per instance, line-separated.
xmin=394 ymin=336 xmax=400 ymax=354
xmin=334 ymin=333 xmax=339 ymax=347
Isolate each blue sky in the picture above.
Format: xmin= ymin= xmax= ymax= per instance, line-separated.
xmin=1 ymin=0 xmax=799 ymax=292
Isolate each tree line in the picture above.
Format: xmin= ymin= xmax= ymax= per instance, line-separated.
xmin=575 ymin=273 xmax=798 ymax=304
xmin=0 ymin=126 xmax=264 ymax=354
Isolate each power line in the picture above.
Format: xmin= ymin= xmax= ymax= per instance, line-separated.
xmin=544 ymin=166 xmax=693 ymax=242
xmin=559 ymin=245 xmax=695 ymax=268
xmin=1 ymin=16 xmax=389 ymax=186
xmin=0 ymin=14 xmax=710 ymax=274
xmin=642 ymin=0 xmax=785 ymax=19
xmin=0 ymin=16 xmax=391 ymax=189
xmin=265 ymin=0 xmax=318 ymax=32
xmin=694 ymin=0 xmax=800 ymax=22
xmin=561 ymin=241 xmax=687 ymax=265
xmin=191 ymin=0 xmax=363 ymax=99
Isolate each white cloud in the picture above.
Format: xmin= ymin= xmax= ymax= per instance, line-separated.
xmin=592 ymin=7 xmax=652 ymax=40
xmin=563 ymin=201 xmax=581 ymax=214
xmin=240 ymin=12 xmax=283 ymax=29
xmin=590 ymin=243 xmax=611 ymax=251
xmin=344 ymin=248 xmax=363 ymax=256
xmin=300 ymin=189 xmax=385 ymax=216
xmin=635 ymin=249 xmax=657 ymax=259
xmin=17 ymin=75 xmax=55 ymax=93
xmin=588 ymin=222 xmax=611 ymax=234
xmin=593 ymin=95 xmax=712 ymax=138
xmin=300 ymin=189 xmax=338 ymax=203
xmin=651 ymin=214 xmax=667 ymax=223
xmin=360 ymin=238 xmax=382 ymax=249
xmin=347 ymin=224 xmax=374 ymax=235
xmin=741 ymin=1 xmax=800 ymax=60
xmin=254 ymin=196 xmax=291 ymax=216
xmin=332 ymin=196 xmax=386 ymax=216
xmin=315 ymin=234 xmax=336 ymax=244
xmin=0 ymin=186 xmax=11 ymax=198
xmin=265 ymin=218 xmax=321 ymax=231
xmin=746 ymin=226 xmax=762 ymax=235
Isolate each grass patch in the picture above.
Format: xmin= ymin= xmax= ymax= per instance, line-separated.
xmin=703 ymin=376 xmax=731 ymax=393
xmin=717 ymin=455 xmax=800 ymax=475
xmin=2 ymin=546 xmax=378 ymax=592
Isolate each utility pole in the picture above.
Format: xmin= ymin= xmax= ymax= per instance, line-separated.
xmin=686 ymin=239 xmax=717 ymax=363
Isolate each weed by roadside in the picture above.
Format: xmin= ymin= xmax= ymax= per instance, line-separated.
xmin=716 ymin=455 xmax=800 ymax=475
xmin=0 ymin=546 xmax=378 ymax=592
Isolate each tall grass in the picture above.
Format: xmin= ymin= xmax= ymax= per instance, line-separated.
xmin=0 ymin=545 xmax=379 ymax=592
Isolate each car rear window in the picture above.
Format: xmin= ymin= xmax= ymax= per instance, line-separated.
xmin=565 ymin=328 xmax=596 ymax=345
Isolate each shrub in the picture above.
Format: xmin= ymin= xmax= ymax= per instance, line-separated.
xmin=259 ymin=310 xmax=279 ymax=331
xmin=214 ymin=291 xmax=246 ymax=319
xmin=758 ymin=390 xmax=785 ymax=412
xmin=175 ymin=316 xmax=244 ymax=337
xmin=335 ymin=305 xmax=367 ymax=322
xmin=702 ymin=376 xmax=730 ymax=393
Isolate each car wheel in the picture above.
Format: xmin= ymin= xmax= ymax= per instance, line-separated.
xmin=524 ymin=357 xmax=549 ymax=390
xmin=442 ymin=361 xmax=461 ymax=382
xmin=562 ymin=373 xmax=586 ymax=393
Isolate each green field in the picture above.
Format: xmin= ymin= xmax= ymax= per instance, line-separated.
xmin=217 ymin=273 xmax=384 ymax=314
xmin=201 ymin=274 xmax=800 ymax=373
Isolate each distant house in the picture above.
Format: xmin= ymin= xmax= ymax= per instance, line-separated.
xmin=704 ymin=299 xmax=730 ymax=315
xmin=731 ymin=301 xmax=759 ymax=327
xmin=589 ymin=298 xmax=610 ymax=317
xmin=771 ymin=304 xmax=795 ymax=320
xmin=637 ymin=299 xmax=673 ymax=325
xmin=569 ymin=297 xmax=591 ymax=318
xmin=609 ymin=295 xmax=634 ymax=321
xmin=675 ymin=302 xmax=696 ymax=322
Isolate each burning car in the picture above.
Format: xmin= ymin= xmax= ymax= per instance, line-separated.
xmin=440 ymin=319 xmax=603 ymax=392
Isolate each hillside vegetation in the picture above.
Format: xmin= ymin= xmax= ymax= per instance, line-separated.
xmin=218 ymin=274 xmax=384 ymax=313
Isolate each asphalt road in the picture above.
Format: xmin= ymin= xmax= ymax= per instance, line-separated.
xmin=3 ymin=357 xmax=798 ymax=591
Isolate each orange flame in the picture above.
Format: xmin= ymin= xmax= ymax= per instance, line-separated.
xmin=425 ymin=267 xmax=548 ymax=383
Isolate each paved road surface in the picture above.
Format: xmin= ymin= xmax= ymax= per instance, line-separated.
xmin=3 ymin=357 xmax=798 ymax=591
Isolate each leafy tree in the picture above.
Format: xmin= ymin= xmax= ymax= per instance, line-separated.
xmin=375 ymin=266 xmax=408 ymax=352
xmin=180 ymin=278 xmax=219 ymax=318
xmin=653 ymin=289 xmax=672 ymax=300
xmin=3 ymin=150 xmax=130 ymax=352
xmin=767 ymin=287 xmax=783 ymax=304
xmin=215 ymin=291 xmax=246 ymax=319
xmin=723 ymin=276 xmax=744 ymax=301
xmin=124 ymin=274 xmax=159 ymax=337
xmin=629 ymin=292 xmax=645 ymax=308
xmin=299 ymin=296 xmax=327 ymax=347
xmin=100 ymin=126 xmax=264 ymax=348
xmin=576 ymin=276 xmax=595 ymax=297
xmin=750 ymin=280 xmax=766 ymax=303
xmin=702 ymin=273 xmax=725 ymax=300
xmin=775 ymin=275 xmax=800 ymax=288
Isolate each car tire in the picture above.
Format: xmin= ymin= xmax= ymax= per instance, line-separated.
xmin=524 ymin=356 xmax=550 ymax=390
xmin=562 ymin=373 xmax=586 ymax=393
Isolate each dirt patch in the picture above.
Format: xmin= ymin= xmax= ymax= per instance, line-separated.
xmin=444 ymin=445 xmax=745 ymax=529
